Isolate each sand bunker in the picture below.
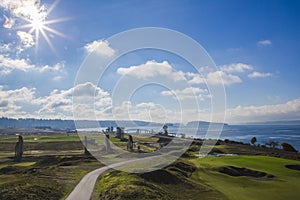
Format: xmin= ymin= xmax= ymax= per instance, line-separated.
xmin=285 ymin=164 xmax=300 ymax=171
xmin=218 ymin=166 xmax=274 ymax=179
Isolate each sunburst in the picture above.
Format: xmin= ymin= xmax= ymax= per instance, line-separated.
xmin=16 ymin=0 xmax=67 ymax=52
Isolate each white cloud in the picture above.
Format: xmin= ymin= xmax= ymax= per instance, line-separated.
xmin=0 ymin=54 xmax=34 ymax=74
xmin=0 ymin=54 xmax=65 ymax=74
xmin=220 ymin=63 xmax=253 ymax=73
xmin=0 ymin=0 xmax=46 ymax=22
xmin=0 ymin=85 xmax=36 ymax=117
xmin=17 ymin=31 xmax=34 ymax=48
xmin=161 ymin=87 xmax=209 ymax=100
xmin=248 ymin=71 xmax=273 ymax=78
xmin=186 ymin=63 xmax=252 ymax=86
xmin=37 ymin=62 xmax=64 ymax=73
xmin=185 ymin=72 xmax=206 ymax=84
xmin=3 ymin=15 xmax=15 ymax=28
xmin=258 ymin=40 xmax=272 ymax=46
xmin=84 ymin=40 xmax=115 ymax=57
xmin=117 ymin=60 xmax=185 ymax=81
xmin=34 ymin=82 xmax=111 ymax=114
xmin=227 ymin=98 xmax=300 ymax=123
xmin=0 ymin=86 xmax=35 ymax=102
xmin=207 ymin=71 xmax=242 ymax=86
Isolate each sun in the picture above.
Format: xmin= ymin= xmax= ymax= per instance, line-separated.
xmin=31 ymin=15 xmax=45 ymax=32
xmin=17 ymin=0 xmax=66 ymax=52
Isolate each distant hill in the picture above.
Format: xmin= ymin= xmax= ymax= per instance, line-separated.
xmin=243 ymin=120 xmax=300 ymax=125
xmin=186 ymin=121 xmax=228 ymax=126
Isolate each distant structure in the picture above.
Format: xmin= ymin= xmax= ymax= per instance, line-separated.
xmin=14 ymin=135 xmax=23 ymax=162
xmin=105 ymin=134 xmax=112 ymax=153
xmin=106 ymin=126 xmax=114 ymax=133
xmin=127 ymin=135 xmax=133 ymax=151
xmin=163 ymin=124 xmax=168 ymax=136
xmin=116 ymin=127 xmax=125 ymax=140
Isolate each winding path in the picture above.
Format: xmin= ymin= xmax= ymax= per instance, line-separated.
xmin=66 ymin=156 xmax=158 ymax=200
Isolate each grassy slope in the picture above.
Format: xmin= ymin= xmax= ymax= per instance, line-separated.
xmin=92 ymin=159 xmax=226 ymax=200
xmin=191 ymin=156 xmax=300 ymax=200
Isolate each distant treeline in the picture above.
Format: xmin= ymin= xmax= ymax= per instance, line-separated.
xmin=0 ymin=117 xmax=164 ymax=130
xmin=0 ymin=117 xmax=76 ymax=130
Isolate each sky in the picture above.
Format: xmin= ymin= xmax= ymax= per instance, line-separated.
xmin=0 ymin=0 xmax=299 ymax=124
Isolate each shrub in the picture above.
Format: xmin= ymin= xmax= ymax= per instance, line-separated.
xmin=281 ymin=142 xmax=297 ymax=152
xmin=250 ymin=137 xmax=257 ymax=145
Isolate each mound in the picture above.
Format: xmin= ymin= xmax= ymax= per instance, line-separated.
xmin=285 ymin=164 xmax=300 ymax=171
xmin=218 ymin=166 xmax=274 ymax=178
xmin=167 ymin=161 xmax=196 ymax=177
xmin=140 ymin=169 xmax=182 ymax=184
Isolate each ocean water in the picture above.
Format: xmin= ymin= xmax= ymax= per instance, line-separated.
xmin=172 ymin=125 xmax=300 ymax=151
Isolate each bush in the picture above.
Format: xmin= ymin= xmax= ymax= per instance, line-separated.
xmin=281 ymin=142 xmax=297 ymax=152
xmin=250 ymin=137 xmax=257 ymax=145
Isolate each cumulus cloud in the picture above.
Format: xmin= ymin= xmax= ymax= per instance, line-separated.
xmin=0 ymin=0 xmax=46 ymax=23
xmin=0 ymin=86 xmax=35 ymax=102
xmin=84 ymin=40 xmax=115 ymax=57
xmin=227 ymin=98 xmax=300 ymax=123
xmin=117 ymin=60 xmax=185 ymax=81
xmin=17 ymin=31 xmax=35 ymax=48
xmin=0 ymin=85 xmax=36 ymax=116
xmin=0 ymin=54 xmax=34 ymax=74
xmin=185 ymin=72 xmax=206 ymax=84
xmin=220 ymin=63 xmax=253 ymax=73
xmin=34 ymin=82 xmax=111 ymax=114
xmin=0 ymin=54 xmax=64 ymax=74
xmin=248 ymin=71 xmax=273 ymax=78
xmin=186 ymin=63 xmax=253 ymax=86
xmin=207 ymin=71 xmax=242 ymax=86
xmin=257 ymin=40 xmax=272 ymax=46
xmin=161 ymin=87 xmax=210 ymax=100
xmin=37 ymin=62 xmax=64 ymax=73
xmin=186 ymin=71 xmax=242 ymax=86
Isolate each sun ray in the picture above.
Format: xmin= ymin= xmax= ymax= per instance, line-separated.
xmin=43 ymin=17 xmax=71 ymax=25
xmin=43 ymin=25 xmax=67 ymax=38
xmin=46 ymin=0 xmax=61 ymax=16
xmin=40 ymin=29 xmax=55 ymax=54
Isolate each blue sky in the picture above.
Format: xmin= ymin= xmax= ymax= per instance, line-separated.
xmin=0 ymin=0 xmax=299 ymax=123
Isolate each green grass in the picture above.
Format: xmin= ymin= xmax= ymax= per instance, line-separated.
xmin=93 ymin=159 xmax=225 ymax=200
xmin=190 ymin=156 xmax=300 ymax=200
xmin=13 ymin=162 xmax=36 ymax=167
xmin=0 ymin=155 xmax=103 ymax=200
xmin=0 ymin=135 xmax=80 ymax=142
